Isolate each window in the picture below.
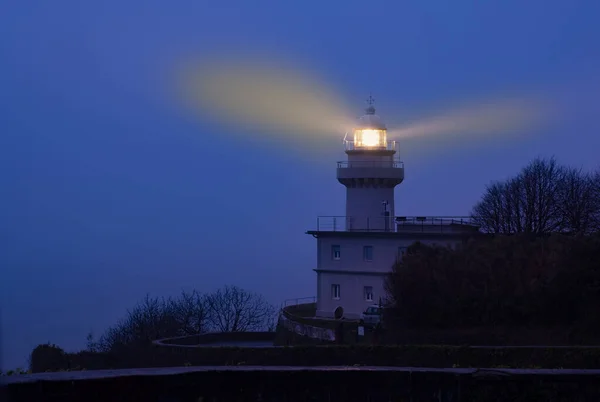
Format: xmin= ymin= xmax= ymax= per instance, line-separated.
xmin=331 ymin=284 xmax=341 ymax=299
xmin=364 ymin=286 xmax=373 ymax=301
xmin=397 ymin=247 xmax=407 ymax=262
xmin=363 ymin=246 xmax=373 ymax=261
xmin=332 ymin=245 xmax=341 ymax=260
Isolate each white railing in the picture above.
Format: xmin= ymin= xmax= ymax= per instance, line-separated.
xmin=314 ymin=216 xmax=477 ymax=232
xmin=337 ymin=161 xmax=404 ymax=168
xmin=281 ymin=297 xmax=316 ymax=308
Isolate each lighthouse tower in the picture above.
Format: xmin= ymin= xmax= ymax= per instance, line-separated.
xmin=336 ymin=97 xmax=405 ymax=231
xmin=303 ymin=97 xmax=478 ymax=320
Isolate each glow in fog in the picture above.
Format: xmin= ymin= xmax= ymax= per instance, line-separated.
xmin=174 ymin=53 xmax=558 ymax=159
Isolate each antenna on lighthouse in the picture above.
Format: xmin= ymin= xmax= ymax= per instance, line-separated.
xmin=365 ymin=94 xmax=376 ymax=115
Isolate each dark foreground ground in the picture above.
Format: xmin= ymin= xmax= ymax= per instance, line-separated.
xmin=5 ymin=365 xmax=600 ymax=402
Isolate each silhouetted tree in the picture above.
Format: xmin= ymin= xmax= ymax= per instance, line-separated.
xmin=83 ymin=286 xmax=274 ymax=353
xmin=472 ymin=157 xmax=566 ymax=233
xmin=206 ymin=285 xmax=276 ymax=332
xmin=29 ymin=343 xmax=69 ymax=373
xmin=557 ymin=167 xmax=600 ymax=234
xmin=85 ymin=331 xmax=98 ymax=352
xmin=473 ymin=157 xmax=600 ymax=234
xmin=386 ymin=234 xmax=600 ymax=333
xmin=168 ymin=289 xmax=210 ymax=335
xmin=91 ymin=295 xmax=181 ymax=353
xmin=386 ymin=157 xmax=600 ymax=336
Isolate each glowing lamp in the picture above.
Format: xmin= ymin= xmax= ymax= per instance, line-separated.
xmin=353 ymin=128 xmax=387 ymax=148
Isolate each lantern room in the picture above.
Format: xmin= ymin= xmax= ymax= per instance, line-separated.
xmin=351 ymin=96 xmax=388 ymax=149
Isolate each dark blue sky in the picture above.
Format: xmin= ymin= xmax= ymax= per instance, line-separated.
xmin=1 ymin=0 xmax=599 ymax=369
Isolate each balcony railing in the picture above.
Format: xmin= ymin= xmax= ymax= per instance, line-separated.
xmin=314 ymin=216 xmax=478 ymax=233
xmin=344 ymin=140 xmax=398 ymax=152
xmin=337 ymin=161 xmax=404 ymax=168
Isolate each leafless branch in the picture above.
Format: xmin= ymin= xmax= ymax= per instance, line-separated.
xmin=205 ymin=285 xmax=276 ymax=332
xmin=471 ymin=156 xmax=599 ymax=235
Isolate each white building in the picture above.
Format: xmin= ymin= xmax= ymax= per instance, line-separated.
xmin=307 ymin=99 xmax=479 ymax=319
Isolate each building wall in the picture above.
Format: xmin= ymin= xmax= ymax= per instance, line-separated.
xmin=317 ymin=236 xmax=459 ymax=273
xmin=315 ymin=234 xmax=465 ymax=318
xmin=316 ymin=271 xmax=386 ymax=319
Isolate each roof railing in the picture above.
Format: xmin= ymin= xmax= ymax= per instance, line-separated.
xmin=314 ymin=216 xmax=477 ymax=233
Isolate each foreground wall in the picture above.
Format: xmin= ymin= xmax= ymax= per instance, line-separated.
xmin=276 ymin=302 xmax=339 ymax=345
xmin=5 ymin=366 xmax=600 ymax=402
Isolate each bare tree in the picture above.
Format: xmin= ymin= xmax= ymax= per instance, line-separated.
xmin=472 ymin=157 xmax=566 ymax=234
xmin=471 ymin=181 xmax=506 ymax=233
xmin=92 ymin=295 xmax=181 ymax=352
xmin=474 ymin=177 xmax=531 ymax=233
xmin=556 ymin=167 xmax=599 ymax=234
xmin=86 ymin=331 xmax=98 ymax=352
xmin=205 ymin=285 xmax=276 ymax=332
xmin=591 ymin=169 xmax=600 ymax=231
xmin=87 ymin=286 xmax=275 ymax=352
xmin=472 ymin=157 xmax=600 ymax=235
xmin=519 ymin=157 xmax=564 ymax=233
xmin=168 ymin=290 xmax=209 ymax=335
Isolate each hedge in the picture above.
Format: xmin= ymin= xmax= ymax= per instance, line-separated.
xmin=32 ymin=345 xmax=600 ymax=373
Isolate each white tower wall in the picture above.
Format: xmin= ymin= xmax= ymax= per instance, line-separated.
xmin=345 ymin=186 xmax=395 ymax=231
xmin=336 ymin=102 xmax=404 ymax=231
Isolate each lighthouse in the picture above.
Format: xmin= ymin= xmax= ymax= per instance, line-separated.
xmin=306 ymin=97 xmax=478 ymax=320
xmin=337 ymin=96 xmax=404 ymax=232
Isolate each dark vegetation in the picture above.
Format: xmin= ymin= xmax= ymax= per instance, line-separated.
xmin=385 ymin=157 xmax=600 ymax=341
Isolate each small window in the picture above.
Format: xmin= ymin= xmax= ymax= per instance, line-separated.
xmin=364 ymin=286 xmax=373 ymax=301
xmin=397 ymin=247 xmax=407 ymax=261
xmin=332 ymin=245 xmax=341 ymax=260
xmin=331 ymin=284 xmax=341 ymax=299
xmin=363 ymin=246 xmax=373 ymax=261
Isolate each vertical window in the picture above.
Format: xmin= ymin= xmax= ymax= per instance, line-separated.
xmin=331 ymin=284 xmax=341 ymax=299
xmin=332 ymin=245 xmax=341 ymax=260
xmin=397 ymin=247 xmax=407 ymax=261
xmin=364 ymin=286 xmax=373 ymax=302
xmin=363 ymin=246 xmax=373 ymax=261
